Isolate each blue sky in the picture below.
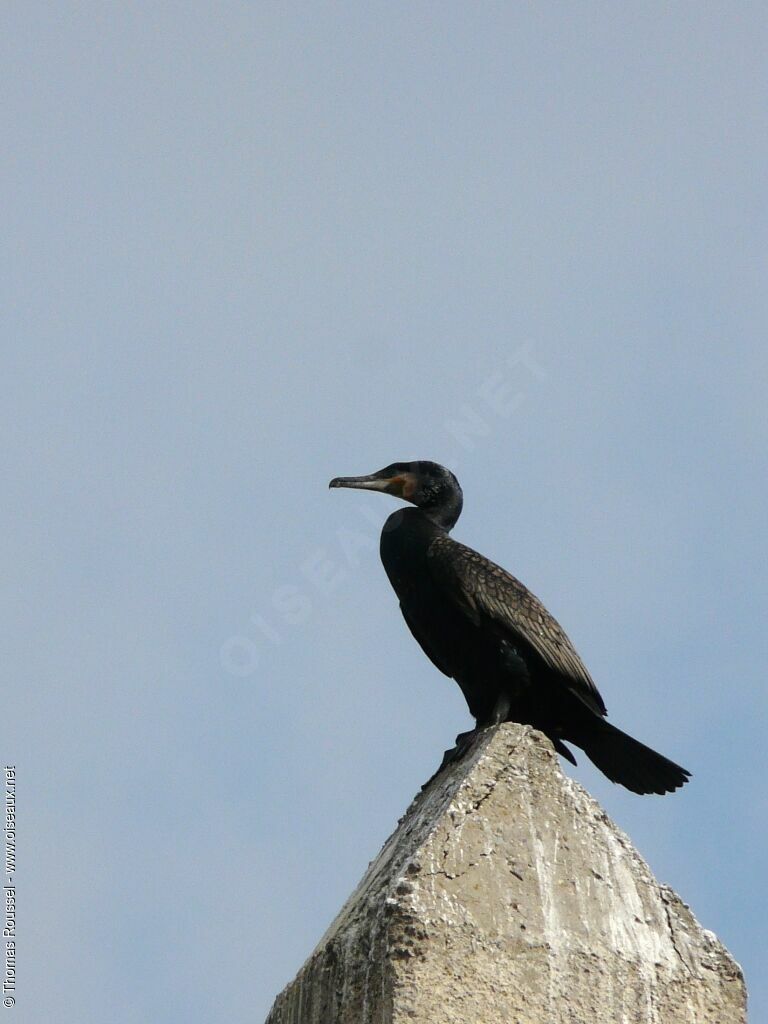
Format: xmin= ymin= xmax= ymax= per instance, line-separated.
xmin=3 ymin=5 xmax=766 ymax=1021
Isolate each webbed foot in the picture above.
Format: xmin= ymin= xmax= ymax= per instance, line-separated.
xmin=421 ymin=728 xmax=480 ymax=790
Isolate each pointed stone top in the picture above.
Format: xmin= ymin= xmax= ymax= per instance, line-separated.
xmin=266 ymin=724 xmax=745 ymax=1024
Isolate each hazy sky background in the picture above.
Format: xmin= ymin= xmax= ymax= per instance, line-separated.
xmin=3 ymin=5 xmax=766 ymax=1022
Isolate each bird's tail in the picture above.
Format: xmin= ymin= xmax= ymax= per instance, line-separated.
xmin=579 ymin=720 xmax=691 ymax=795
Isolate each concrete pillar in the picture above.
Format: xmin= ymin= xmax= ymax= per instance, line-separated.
xmin=265 ymin=723 xmax=746 ymax=1024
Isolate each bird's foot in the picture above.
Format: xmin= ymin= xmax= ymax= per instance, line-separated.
xmin=421 ymin=728 xmax=480 ymax=790
xmin=441 ymin=728 xmax=479 ymax=768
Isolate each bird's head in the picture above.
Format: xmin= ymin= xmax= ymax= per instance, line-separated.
xmin=329 ymin=461 xmax=463 ymax=529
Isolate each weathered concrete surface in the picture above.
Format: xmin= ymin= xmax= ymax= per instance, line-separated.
xmin=265 ymin=723 xmax=746 ymax=1024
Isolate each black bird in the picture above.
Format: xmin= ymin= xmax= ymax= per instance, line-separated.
xmin=329 ymin=461 xmax=690 ymax=795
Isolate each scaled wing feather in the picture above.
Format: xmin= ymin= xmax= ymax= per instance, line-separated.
xmin=426 ymin=535 xmax=607 ymax=717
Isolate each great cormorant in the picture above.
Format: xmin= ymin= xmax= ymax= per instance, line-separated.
xmin=329 ymin=460 xmax=690 ymax=795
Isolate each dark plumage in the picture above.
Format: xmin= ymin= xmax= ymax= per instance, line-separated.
xmin=329 ymin=461 xmax=690 ymax=795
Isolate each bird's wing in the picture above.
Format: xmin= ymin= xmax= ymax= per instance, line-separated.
xmin=426 ymin=534 xmax=607 ymax=717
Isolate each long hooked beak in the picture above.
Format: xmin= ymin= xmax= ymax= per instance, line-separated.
xmin=329 ymin=473 xmax=394 ymax=492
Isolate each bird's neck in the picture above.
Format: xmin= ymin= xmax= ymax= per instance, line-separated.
xmin=421 ymin=491 xmax=462 ymax=531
